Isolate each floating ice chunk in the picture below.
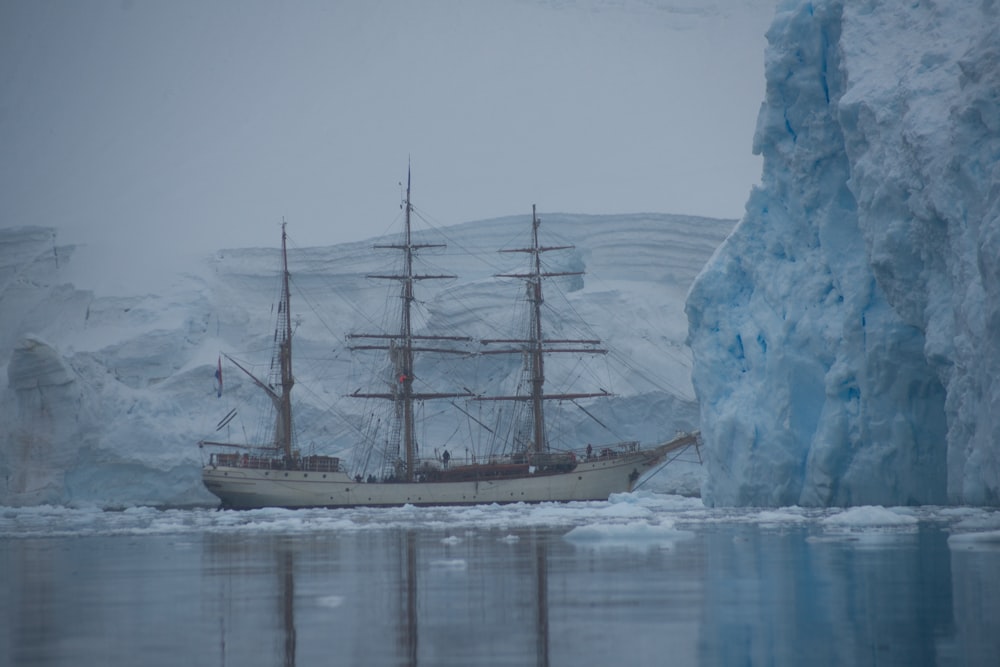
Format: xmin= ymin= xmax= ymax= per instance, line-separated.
xmin=821 ymin=506 xmax=920 ymax=531
xmin=430 ymin=559 xmax=467 ymax=571
xmin=948 ymin=531 xmax=1000 ymax=552
xmin=753 ymin=509 xmax=810 ymax=526
xmin=945 ymin=509 xmax=1000 ymax=534
xmin=596 ymin=501 xmax=654 ymax=519
xmin=563 ymin=519 xmax=693 ymax=550
xmin=316 ymin=595 xmax=345 ymax=608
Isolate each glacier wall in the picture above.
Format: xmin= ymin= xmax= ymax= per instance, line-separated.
xmin=1 ymin=214 xmax=727 ymax=507
xmin=687 ymin=0 xmax=1000 ymax=506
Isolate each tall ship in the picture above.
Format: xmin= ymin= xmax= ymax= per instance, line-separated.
xmin=200 ymin=176 xmax=698 ymax=508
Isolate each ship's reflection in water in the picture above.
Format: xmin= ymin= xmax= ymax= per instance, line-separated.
xmin=206 ymin=528 xmax=601 ymax=666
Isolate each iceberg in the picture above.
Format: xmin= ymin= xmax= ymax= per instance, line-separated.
xmin=1 ymin=214 xmax=726 ymax=507
xmin=687 ymin=0 xmax=1000 ymax=506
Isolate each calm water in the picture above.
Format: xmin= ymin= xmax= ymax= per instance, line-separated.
xmin=2 ymin=497 xmax=999 ymax=666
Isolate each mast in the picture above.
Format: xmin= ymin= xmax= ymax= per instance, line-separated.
xmin=527 ymin=206 xmax=546 ymax=454
xmin=348 ymin=169 xmax=471 ymax=480
xmin=479 ymin=206 xmax=608 ymax=454
xmin=211 ymin=222 xmax=295 ymax=457
xmin=276 ymin=220 xmax=294 ymax=458
xmin=399 ymin=170 xmax=418 ymax=480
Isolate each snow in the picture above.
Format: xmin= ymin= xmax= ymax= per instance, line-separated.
xmin=0 ymin=213 xmax=726 ymax=507
xmin=687 ymin=0 xmax=1000 ymax=507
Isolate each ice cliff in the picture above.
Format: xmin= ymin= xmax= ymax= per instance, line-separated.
xmin=687 ymin=0 xmax=1000 ymax=506
xmin=1 ymin=214 xmax=727 ymax=507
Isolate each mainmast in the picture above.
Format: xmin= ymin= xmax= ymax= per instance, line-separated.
xmin=480 ymin=206 xmax=608 ymax=454
xmin=348 ymin=169 xmax=471 ymax=481
xmin=526 ymin=206 xmax=548 ymax=453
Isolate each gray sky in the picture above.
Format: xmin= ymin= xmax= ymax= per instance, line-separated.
xmin=1 ymin=0 xmax=774 ymax=288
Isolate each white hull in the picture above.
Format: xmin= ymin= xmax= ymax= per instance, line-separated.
xmin=202 ymin=445 xmax=683 ymax=509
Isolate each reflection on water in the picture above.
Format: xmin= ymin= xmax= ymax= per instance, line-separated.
xmin=198 ymin=527 xmax=578 ymax=666
xmin=399 ymin=530 xmax=417 ymax=665
xmin=279 ymin=548 xmax=295 ymax=667
xmin=3 ymin=510 xmax=1000 ymax=666
xmin=535 ymin=539 xmax=549 ymax=667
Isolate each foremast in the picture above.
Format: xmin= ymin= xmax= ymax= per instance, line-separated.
xmin=203 ymin=222 xmax=295 ymax=458
xmin=480 ymin=206 xmax=609 ymax=455
xmin=348 ymin=170 xmax=471 ymax=481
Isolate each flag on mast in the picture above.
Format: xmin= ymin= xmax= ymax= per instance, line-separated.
xmin=215 ymin=356 xmax=223 ymax=397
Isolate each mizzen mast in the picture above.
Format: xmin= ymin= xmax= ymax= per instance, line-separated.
xmin=479 ymin=206 xmax=608 ymax=454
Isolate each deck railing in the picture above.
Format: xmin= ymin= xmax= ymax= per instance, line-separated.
xmin=209 ymin=452 xmax=341 ymax=473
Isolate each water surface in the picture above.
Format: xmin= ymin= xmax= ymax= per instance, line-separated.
xmin=3 ymin=496 xmax=998 ymax=666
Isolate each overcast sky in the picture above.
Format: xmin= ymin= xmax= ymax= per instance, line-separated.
xmin=1 ymin=0 xmax=775 ymax=288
